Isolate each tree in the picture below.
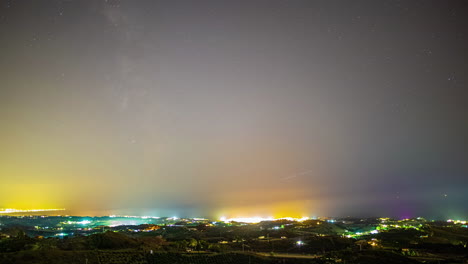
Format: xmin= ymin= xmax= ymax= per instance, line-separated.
xmin=189 ymin=238 xmax=198 ymax=250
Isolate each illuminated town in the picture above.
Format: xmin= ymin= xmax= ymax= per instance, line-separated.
xmin=0 ymin=209 xmax=65 ymax=214
xmin=1 ymin=212 xmax=467 ymax=263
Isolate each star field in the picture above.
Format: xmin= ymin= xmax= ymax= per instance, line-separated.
xmin=0 ymin=0 xmax=467 ymax=219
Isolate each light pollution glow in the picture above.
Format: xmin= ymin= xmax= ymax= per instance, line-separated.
xmin=0 ymin=208 xmax=65 ymax=214
xmin=220 ymin=216 xmax=310 ymax=223
xmin=213 ymin=198 xmax=319 ymax=221
xmin=1 ymin=1 xmax=467 ymax=219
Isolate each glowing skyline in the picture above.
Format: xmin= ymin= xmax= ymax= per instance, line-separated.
xmin=0 ymin=208 xmax=65 ymax=214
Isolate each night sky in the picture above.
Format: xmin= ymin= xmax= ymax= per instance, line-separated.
xmin=1 ymin=0 xmax=467 ymax=219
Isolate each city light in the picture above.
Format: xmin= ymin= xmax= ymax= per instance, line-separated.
xmin=220 ymin=216 xmax=274 ymax=223
xmin=447 ymin=219 xmax=467 ymax=225
xmin=0 ymin=208 xmax=65 ymax=214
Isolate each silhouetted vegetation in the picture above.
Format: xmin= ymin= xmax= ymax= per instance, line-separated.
xmin=1 ymin=219 xmax=468 ymax=263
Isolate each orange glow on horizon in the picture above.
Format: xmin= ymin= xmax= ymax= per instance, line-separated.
xmin=215 ymin=199 xmax=315 ymax=221
xmin=219 ymin=216 xmax=310 ymax=223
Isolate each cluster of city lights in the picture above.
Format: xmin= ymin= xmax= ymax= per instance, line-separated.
xmin=219 ymin=216 xmax=310 ymax=223
xmin=345 ymin=229 xmax=379 ymax=238
xmin=447 ymin=219 xmax=467 ymax=225
xmin=64 ymin=220 xmax=91 ymax=225
xmin=109 ymin=215 xmax=161 ymax=219
xmin=0 ymin=208 xmax=65 ymax=214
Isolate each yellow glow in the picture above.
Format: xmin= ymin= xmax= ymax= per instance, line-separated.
xmin=220 ymin=216 xmax=309 ymax=223
xmin=0 ymin=183 xmax=68 ymax=210
xmin=0 ymin=208 xmax=65 ymax=214
xmin=216 ymin=198 xmax=314 ymax=221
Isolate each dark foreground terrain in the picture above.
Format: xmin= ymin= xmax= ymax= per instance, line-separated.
xmin=0 ymin=250 xmax=427 ymax=264
xmin=1 ymin=217 xmax=467 ymax=263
